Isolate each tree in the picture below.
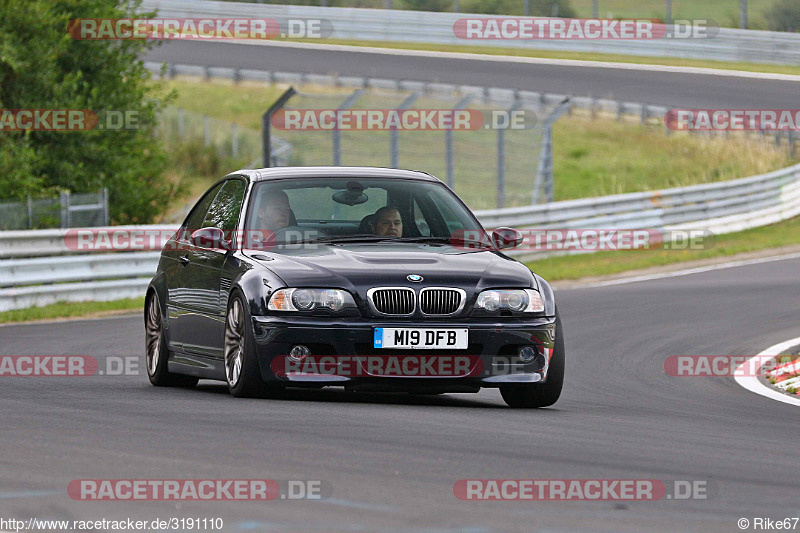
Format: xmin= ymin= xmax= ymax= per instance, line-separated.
xmin=766 ymin=0 xmax=800 ymax=32
xmin=0 ymin=0 xmax=175 ymax=223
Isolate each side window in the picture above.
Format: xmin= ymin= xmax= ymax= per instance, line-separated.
xmin=182 ymin=182 xmax=224 ymax=237
xmin=203 ymin=179 xmax=247 ymax=230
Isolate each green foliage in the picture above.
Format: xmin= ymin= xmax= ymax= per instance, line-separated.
xmin=0 ymin=0 xmax=178 ymax=223
xmin=766 ymin=0 xmax=800 ymax=31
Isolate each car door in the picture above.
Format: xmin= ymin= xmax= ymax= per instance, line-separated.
xmin=178 ymin=178 xmax=247 ymax=358
xmin=164 ymin=181 xmax=224 ymax=354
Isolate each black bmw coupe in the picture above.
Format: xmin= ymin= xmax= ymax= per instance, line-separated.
xmin=145 ymin=167 xmax=564 ymax=407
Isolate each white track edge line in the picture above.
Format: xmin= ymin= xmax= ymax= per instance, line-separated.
xmin=735 ymin=337 xmax=800 ymax=406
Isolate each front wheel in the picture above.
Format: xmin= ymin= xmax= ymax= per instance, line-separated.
xmin=224 ymin=293 xmax=270 ymax=398
xmin=145 ymin=292 xmax=198 ymax=388
xmin=500 ymin=315 xmax=564 ymax=408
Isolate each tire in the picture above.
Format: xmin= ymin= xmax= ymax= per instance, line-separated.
xmin=224 ymin=292 xmax=270 ymax=398
xmin=500 ymin=315 xmax=565 ymax=408
xmin=145 ymin=292 xmax=198 ymax=388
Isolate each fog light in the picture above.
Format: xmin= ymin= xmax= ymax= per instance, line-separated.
xmin=518 ymin=346 xmax=537 ymax=362
xmin=289 ymin=345 xmax=311 ymax=361
xmin=519 ymin=345 xmax=547 ymax=371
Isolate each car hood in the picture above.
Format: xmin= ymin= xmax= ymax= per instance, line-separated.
xmin=247 ymin=243 xmax=536 ymax=296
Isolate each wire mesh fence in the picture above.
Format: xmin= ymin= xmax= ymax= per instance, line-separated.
xmin=0 ymin=190 xmax=109 ymax=230
xmin=265 ymin=85 xmax=562 ymax=210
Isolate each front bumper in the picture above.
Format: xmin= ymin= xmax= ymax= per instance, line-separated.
xmin=251 ymin=315 xmax=557 ymax=391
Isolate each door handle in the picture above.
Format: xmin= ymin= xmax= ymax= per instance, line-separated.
xmin=178 ymin=254 xmax=190 ymax=265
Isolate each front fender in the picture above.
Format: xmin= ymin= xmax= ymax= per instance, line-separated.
xmin=533 ymin=274 xmax=557 ymax=317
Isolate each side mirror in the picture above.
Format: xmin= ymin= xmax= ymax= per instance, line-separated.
xmin=492 ymin=227 xmax=524 ymax=250
xmin=191 ymin=227 xmax=231 ymax=250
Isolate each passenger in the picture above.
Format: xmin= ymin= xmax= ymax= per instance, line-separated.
xmin=371 ymin=205 xmax=403 ymax=238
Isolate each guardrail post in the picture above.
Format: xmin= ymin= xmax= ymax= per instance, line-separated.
xmin=641 ymin=103 xmax=648 ymax=125
xmin=60 ymin=191 xmax=70 ymax=229
xmin=617 ymin=101 xmax=624 ymax=121
xmin=447 ymin=94 xmax=474 ymax=190
xmin=333 ymin=89 xmax=365 ymax=166
xmin=391 ymin=92 xmax=421 ymax=168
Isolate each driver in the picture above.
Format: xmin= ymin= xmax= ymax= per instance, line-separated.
xmin=371 ymin=205 xmax=403 ymax=238
xmin=256 ymin=190 xmax=291 ymax=231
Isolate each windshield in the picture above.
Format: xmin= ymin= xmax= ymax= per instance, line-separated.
xmin=244 ymin=177 xmax=485 ymax=245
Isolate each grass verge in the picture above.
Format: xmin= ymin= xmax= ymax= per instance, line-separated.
xmin=526 ymin=214 xmax=800 ymax=281
xmin=0 ymin=297 xmax=144 ymax=324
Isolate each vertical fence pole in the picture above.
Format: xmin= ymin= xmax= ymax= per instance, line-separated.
xmin=333 ymin=89 xmax=365 ymax=166
xmin=178 ymin=108 xmax=185 ymax=139
xmin=789 ymin=130 xmax=796 ymax=158
xmin=740 ymin=0 xmax=747 ymax=29
xmin=533 ymin=98 xmax=571 ymax=204
xmin=524 ymin=0 xmax=530 ymax=17
xmin=497 ymin=98 xmax=523 ymax=209
xmin=26 ymin=195 xmax=33 ymax=229
xmin=262 ymin=87 xmax=297 ymax=168
xmin=592 ymin=0 xmax=598 ymax=18
xmin=60 ymin=191 xmax=71 ymax=229
xmin=447 ymin=95 xmax=475 ymax=190
xmin=203 ymin=116 xmax=210 ymax=147
xmin=232 ymin=123 xmax=238 ymax=158
xmin=390 ymin=92 xmax=421 ymax=168
xmin=665 ymin=0 xmax=672 ymax=24
xmin=101 ymin=188 xmax=109 ymax=226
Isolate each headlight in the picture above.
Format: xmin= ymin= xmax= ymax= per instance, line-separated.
xmin=474 ymin=289 xmax=544 ymax=313
xmin=268 ymin=288 xmax=356 ymax=312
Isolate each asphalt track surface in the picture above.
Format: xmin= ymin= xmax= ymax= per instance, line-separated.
xmin=145 ymin=40 xmax=800 ymax=108
xmin=2 ymin=257 xmax=799 ymax=531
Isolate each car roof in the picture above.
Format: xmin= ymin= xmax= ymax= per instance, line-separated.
xmin=228 ymin=166 xmax=440 ymax=183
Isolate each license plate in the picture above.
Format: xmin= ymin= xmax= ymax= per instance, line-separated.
xmin=373 ymin=328 xmax=468 ymax=349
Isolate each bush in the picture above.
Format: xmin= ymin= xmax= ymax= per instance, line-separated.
xmin=766 ymin=0 xmax=800 ymax=32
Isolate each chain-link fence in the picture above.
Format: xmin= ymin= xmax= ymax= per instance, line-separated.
xmin=264 ymin=85 xmax=566 ymax=210
xmin=0 ymin=190 xmax=109 ymax=230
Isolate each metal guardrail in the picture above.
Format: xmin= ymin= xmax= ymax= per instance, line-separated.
xmin=2 ymin=162 xmax=800 ymax=311
xmin=141 ymin=0 xmax=800 ymax=66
